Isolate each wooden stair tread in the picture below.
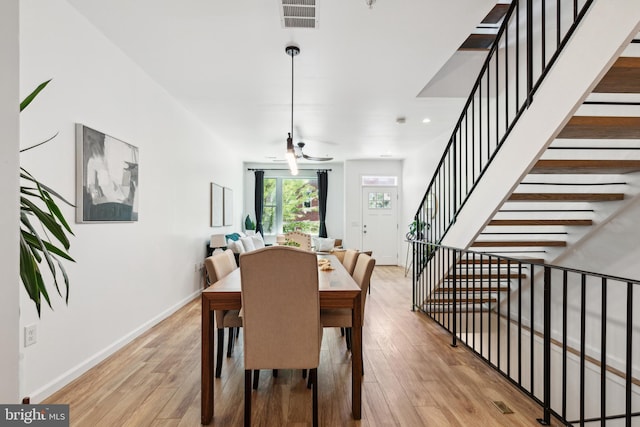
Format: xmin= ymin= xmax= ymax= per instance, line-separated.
xmin=557 ymin=116 xmax=640 ymax=139
xmin=593 ymin=57 xmax=640 ymax=93
xmin=531 ymin=159 xmax=640 ymax=174
xmin=489 ymin=219 xmax=593 ymax=226
xmin=435 ymin=287 xmax=510 ymax=292
xmin=459 ymin=33 xmax=495 ymax=50
xmin=472 ymin=240 xmax=566 ymax=247
xmin=509 ymin=193 xmax=624 ymax=202
xmin=481 ymin=3 xmax=510 ymax=24
xmin=426 ymin=298 xmax=498 ymax=304
xmin=444 ymin=274 xmax=526 ymax=280
xmin=457 ymin=258 xmax=544 ymax=264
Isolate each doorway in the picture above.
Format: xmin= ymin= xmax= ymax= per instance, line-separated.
xmin=361 ymin=186 xmax=398 ymax=265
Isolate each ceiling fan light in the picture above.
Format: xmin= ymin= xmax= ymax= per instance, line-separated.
xmin=285 ymin=150 xmax=298 ymax=175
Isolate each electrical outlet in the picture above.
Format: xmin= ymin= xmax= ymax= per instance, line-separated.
xmin=24 ymin=324 xmax=37 ymax=347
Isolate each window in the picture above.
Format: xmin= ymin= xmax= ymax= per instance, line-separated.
xmin=262 ymin=177 xmax=319 ymax=235
xmin=361 ymin=175 xmax=397 ymax=186
xmin=368 ymin=191 xmax=392 ymax=209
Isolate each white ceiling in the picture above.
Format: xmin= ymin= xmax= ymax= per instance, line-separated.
xmin=66 ymin=0 xmax=497 ymax=163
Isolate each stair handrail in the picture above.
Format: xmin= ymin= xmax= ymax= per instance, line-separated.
xmin=413 ymin=241 xmax=640 ymax=426
xmin=414 ymin=0 xmax=595 ymax=245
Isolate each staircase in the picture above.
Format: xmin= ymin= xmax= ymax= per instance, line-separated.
xmin=472 ymin=53 xmax=640 ymax=260
xmin=412 ymin=2 xmax=640 ymax=424
xmin=432 ymin=47 xmax=640 ymax=311
xmin=417 ymin=0 xmax=640 ymax=313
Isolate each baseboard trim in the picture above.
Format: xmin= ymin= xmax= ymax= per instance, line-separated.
xmin=28 ymin=289 xmax=201 ymax=403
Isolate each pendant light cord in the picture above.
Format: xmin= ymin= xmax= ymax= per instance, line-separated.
xmin=290 ymin=49 xmax=294 ymax=139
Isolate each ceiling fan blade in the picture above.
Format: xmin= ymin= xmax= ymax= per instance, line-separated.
xmin=302 ymin=153 xmax=333 ymax=161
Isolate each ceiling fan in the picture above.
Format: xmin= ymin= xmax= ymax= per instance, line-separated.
xmin=280 ymin=45 xmax=333 ymax=173
xmin=295 ymin=141 xmax=333 ymax=161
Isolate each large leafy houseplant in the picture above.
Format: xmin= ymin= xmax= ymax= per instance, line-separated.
xmin=20 ymin=80 xmax=75 ymax=316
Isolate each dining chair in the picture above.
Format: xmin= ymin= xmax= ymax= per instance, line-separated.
xmin=284 ymin=230 xmax=312 ymax=251
xmin=321 ymin=253 xmax=375 ymax=354
xmin=240 ymin=246 xmax=322 ymax=427
xmin=361 ymin=250 xmax=373 ymax=294
xmin=204 ymin=249 xmax=242 ymax=378
xmin=341 ymin=249 xmax=359 ymax=275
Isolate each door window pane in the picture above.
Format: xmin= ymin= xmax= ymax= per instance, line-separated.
xmin=368 ymin=192 xmax=391 ymax=209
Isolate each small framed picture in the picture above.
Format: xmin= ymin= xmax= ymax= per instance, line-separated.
xmin=211 ymin=183 xmax=223 ymax=227
xmin=223 ymin=187 xmax=233 ymax=226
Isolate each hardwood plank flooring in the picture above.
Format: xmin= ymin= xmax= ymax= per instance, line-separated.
xmin=44 ymin=266 xmax=558 ymax=426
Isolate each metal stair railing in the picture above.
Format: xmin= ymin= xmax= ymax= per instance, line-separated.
xmin=413 ymin=0 xmax=595 ymax=247
xmin=414 ymin=242 xmax=640 ymax=426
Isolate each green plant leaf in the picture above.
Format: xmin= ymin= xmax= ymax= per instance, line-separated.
xmin=21 ymin=197 xmax=69 ymax=249
xmin=20 ymin=211 xmax=61 ymax=297
xmin=40 ymin=188 xmax=73 ymax=234
xmin=19 ymin=79 xmax=74 ymax=316
xmin=20 ymin=79 xmax=51 ymax=112
xmin=21 ymin=230 xmax=75 ymax=262
xmin=55 ymin=257 xmax=70 ymax=304
xmin=19 ymin=132 xmax=59 ymax=153
xmin=21 ymin=168 xmax=74 ymax=207
xmin=19 ymin=236 xmax=53 ymax=316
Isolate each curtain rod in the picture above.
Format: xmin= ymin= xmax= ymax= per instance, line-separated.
xmin=247 ymin=168 xmax=331 ymax=172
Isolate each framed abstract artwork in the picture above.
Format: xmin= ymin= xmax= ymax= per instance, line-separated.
xmin=211 ymin=183 xmax=223 ymax=227
xmin=76 ymin=124 xmax=139 ymax=223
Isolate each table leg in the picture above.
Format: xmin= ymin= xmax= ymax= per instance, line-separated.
xmin=201 ymin=297 xmax=215 ymax=424
xmin=351 ymin=294 xmax=363 ymax=419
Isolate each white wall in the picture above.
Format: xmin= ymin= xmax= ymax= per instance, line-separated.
xmin=0 ymin=0 xmax=20 ymax=404
xmin=344 ymin=160 xmax=403 ymax=262
xmin=19 ymin=0 xmax=243 ymax=401
xmin=242 ymin=162 xmax=344 ymax=244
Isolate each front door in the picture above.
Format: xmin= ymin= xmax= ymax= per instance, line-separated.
xmin=361 ymin=186 xmax=398 ymax=265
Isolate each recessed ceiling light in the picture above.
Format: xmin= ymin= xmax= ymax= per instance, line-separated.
xmin=422 ymin=118 xmax=431 ymax=123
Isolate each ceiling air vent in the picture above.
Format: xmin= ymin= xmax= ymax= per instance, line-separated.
xmin=281 ymin=0 xmax=318 ymax=29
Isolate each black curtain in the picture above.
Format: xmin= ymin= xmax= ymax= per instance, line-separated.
xmin=317 ymin=170 xmax=328 ymax=238
xmin=254 ymin=170 xmax=264 ymax=235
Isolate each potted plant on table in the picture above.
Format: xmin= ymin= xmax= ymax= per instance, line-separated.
xmin=244 ymin=214 xmax=256 ymax=235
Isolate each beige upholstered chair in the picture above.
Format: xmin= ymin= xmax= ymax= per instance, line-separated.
xmin=321 ymin=253 xmax=375 ymax=352
xmin=240 ymin=246 xmax=322 ymax=427
xmin=204 ymin=249 xmax=242 ymax=378
xmin=341 ymin=249 xmax=359 ymax=275
xmin=284 ymin=231 xmax=312 ymax=251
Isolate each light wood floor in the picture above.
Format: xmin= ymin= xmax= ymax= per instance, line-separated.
xmin=45 ymin=266 xmax=556 ymax=426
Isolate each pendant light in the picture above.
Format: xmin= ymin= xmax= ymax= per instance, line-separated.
xmin=285 ymin=45 xmax=300 ymax=176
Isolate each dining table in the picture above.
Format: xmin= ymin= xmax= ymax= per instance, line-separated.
xmin=201 ymin=253 xmax=363 ymax=425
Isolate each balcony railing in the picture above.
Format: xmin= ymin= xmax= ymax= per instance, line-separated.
xmin=413 ymin=242 xmax=640 ymax=426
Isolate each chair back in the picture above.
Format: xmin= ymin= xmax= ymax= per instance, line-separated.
xmin=352 ymin=253 xmax=376 ymax=318
xmin=240 ymin=246 xmax=320 ymax=370
xmin=204 ymin=249 xmax=237 ymax=284
xmin=342 ymin=249 xmax=359 ymax=275
xmin=284 ymin=231 xmax=312 ymax=251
